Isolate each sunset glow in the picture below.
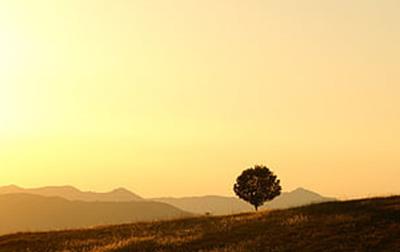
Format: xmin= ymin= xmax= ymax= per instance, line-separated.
xmin=1 ymin=0 xmax=399 ymax=199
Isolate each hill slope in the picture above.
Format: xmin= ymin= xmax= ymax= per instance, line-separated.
xmin=0 ymin=185 xmax=142 ymax=202
xmin=0 ymin=196 xmax=399 ymax=251
xmin=0 ymin=194 xmax=191 ymax=235
xmin=153 ymin=188 xmax=335 ymax=215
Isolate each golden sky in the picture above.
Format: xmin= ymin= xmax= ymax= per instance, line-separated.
xmin=1 ymin=0 xmax=399 ymax=198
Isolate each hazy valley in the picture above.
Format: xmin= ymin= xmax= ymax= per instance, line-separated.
xmin=0 ymin=185 xmax=334 ymax=235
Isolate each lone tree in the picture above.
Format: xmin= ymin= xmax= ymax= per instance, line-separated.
xmin=234 ymin=165 xmax=281 ymax=211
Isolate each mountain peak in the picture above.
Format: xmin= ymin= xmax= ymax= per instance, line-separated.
xmin=45 ymin=185 xmax=79 ymax=191
xmin=111 ymin=187 xmax=131 ymax=194
xmin=109 ymin=187 xmax=143 ymax=201
xmin=292 ymin=187 xmax=311 ymax=193
xmin=2 ymin=184 xmax=21 ymax=189
xmin=0 ymin=185 xmax=24 ymax=194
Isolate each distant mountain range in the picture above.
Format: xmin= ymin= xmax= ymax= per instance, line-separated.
xmin=0 ymin=185 xmax=142 ymax=202
xmin=0 ymin=185 xmax=335 ymax=235
xmin=0 ymin=193 xmax=191 ymax=235
xmin=153 ymin=188 xmax=336 ymax=215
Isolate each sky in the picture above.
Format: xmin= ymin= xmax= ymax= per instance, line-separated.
xmin=0 ymin=0 xmax=399 ymax=199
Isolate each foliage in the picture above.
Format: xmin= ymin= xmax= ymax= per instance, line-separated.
xmin=233 ymin=165 xmax=281 ymax=210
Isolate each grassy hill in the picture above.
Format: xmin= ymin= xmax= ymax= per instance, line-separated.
xmin=0 ymin=196 xmax=399 ymax=252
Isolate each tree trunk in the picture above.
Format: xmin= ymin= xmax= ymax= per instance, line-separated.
xmin=255 ymin=205 xmax=258 ymax=211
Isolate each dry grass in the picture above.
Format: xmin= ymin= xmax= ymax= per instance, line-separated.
xmin=0 ymin=196 xmax=399 ymax=252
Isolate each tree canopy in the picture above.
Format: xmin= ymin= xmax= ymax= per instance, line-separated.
xmin=234 ymin=165 xmax=281 ymax=211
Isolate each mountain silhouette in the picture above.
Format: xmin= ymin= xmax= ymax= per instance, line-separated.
xmin=0 ymin=185 xmax=142 ymax=202
xmin=0 ymin=193 xmax=191 ymax=235
xmin=264 ymin=187 xmax=336 ymax=209
xmin=0 ymin=185 xmax=335 ymax=219
xmin=153 ymin=188 xmax=335 ymax=215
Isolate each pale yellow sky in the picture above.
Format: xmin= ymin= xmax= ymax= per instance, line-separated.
xmin=0 ymin=0 xmax=399 ymax=198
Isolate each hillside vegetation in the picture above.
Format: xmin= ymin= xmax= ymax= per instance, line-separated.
xmin=0 ymin=196 xmax=399 ymax=252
